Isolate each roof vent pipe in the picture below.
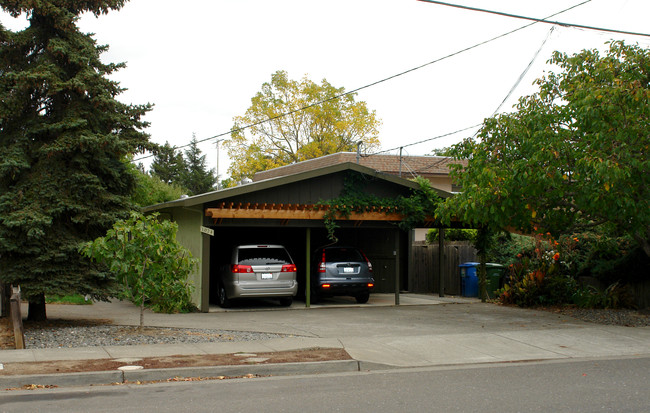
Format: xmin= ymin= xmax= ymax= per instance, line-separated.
xmin=356 ymin=141 xmax=362 ymax=164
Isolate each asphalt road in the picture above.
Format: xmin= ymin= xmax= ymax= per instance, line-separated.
xmin=2 ymin=356 xmax=648 ymax=412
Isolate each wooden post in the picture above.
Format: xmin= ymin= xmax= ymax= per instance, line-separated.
xmin=306 ymin=228 xmax=311 ymax=308
xmin=438 ymin=227 xmax=445 ymax=297
xmin=10 ymin=286 xmax=25 ymax=350
xmin=394 ymin=229 xmax=400 ymax=305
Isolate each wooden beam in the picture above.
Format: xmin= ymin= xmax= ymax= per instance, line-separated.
xmin=205 ymin=207 xmax=404 ymax=222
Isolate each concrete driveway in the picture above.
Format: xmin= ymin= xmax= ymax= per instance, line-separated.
xmin=26 ymin=294 xmax=650 ymax=368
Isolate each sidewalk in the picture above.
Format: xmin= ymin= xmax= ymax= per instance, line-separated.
xmin=1 ymin=294 xmax=649 ymax=389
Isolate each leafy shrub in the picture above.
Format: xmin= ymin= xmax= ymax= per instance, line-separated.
xmin=572 ymin=282 xmax=633 ymax=309
xmin=497 ymin=232 xmax=579 ymax=306
xmin=496 ymin=230 xmax=643 ymax=308
xmin=498 ymin=257 xmax=578 ymax=307
xmin=426 ymin=228 xmax=477 ymax=244
xmin=486 ymin=232 xmax=535 ymax=267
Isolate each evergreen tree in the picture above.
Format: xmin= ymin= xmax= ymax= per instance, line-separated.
xmin=0 ymin=1 xmax=153 ymax=320
xmin=150 ymin=141 xmax=185 ymax=185
xmin=180 ymin=135 xmax=216 ymax=195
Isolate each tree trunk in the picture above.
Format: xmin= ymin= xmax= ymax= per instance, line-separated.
xmin=140 ymin=289 xmax=145 ymax=329
xmin=27 ymin=292 xmax=47 ymax=321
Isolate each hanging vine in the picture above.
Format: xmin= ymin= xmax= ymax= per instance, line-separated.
xmin=316 ymin=173 xmax=443 ymax=242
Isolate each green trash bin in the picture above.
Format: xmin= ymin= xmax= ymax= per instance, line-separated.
xmin=485 ymin=263 xmax=505 ymax=299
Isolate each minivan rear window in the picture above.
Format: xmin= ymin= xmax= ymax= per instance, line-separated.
xmin=238 ymin=247 xmax=292 ymax=265
xmin=324 ymin=248 xmax=364 ymax=262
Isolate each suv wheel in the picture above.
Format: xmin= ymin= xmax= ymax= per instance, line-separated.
xmin=279 ymin=297 xmax=293 ymax=307
xmin=218 ymin=284 xmax=231 ymax=308
xmin=355 ymin=293 xmax=370 ymax=304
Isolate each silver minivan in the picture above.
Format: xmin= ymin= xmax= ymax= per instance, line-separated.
xmin=217 ymin=244 xmax=298 ymax=308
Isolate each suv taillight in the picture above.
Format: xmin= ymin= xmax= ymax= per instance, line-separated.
xmin=361 ymin=250 xmax=373 ymax=272
xmin=318 ymin=251 xmax=326 ymax=273
xmin=281 ymin=264 xmax=297 ymax=272
xmin=231 ymin=264 xmax=253 ymax=273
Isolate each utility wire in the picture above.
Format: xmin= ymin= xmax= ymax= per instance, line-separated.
xmin=369 ymin=123 xmax=482 ymax=156
xmin=491 ymin=26 xmax=555 ymax=116
xmin=408 ymin=26 xmax=556 ymax=176
xmin=134 ymin=0 xmax=592 ymax=163
xmin=417 ymin=0 xmax=650 ymax=38
xmin=372 ymin=26 xmax=559 ymax=174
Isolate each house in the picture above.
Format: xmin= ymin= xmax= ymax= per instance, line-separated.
xmin=144 ymin=161 xmax=454 ymax=312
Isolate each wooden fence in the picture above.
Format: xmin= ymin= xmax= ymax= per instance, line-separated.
xmin=409 ymin=243 xmax=477 ymax=295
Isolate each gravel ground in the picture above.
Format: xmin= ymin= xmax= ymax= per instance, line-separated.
xmin=536 ymin=307 xmax=650 ymax=327
xmin=23 ymin=321 xmax=291 ymax=349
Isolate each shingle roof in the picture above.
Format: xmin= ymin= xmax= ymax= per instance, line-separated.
xmin=253 ymin=152 xmax=465 ymax=182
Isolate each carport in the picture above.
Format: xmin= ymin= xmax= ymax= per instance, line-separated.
xmin=143 ymin=162 xmax=452 ymax=312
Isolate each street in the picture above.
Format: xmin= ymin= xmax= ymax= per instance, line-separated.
xmin=2 ymin=356 xmax=648 ymax=412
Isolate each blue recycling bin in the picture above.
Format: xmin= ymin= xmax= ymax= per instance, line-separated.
xmin=459 ymin=262 xmax=479 ymax=297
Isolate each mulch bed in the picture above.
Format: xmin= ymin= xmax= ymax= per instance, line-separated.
xmin=0 ymin=348 xmax=351 ymax=376
xmin=0 ymin=317 xmax=15 ymax=350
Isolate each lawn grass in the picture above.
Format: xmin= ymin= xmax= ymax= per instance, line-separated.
xmin=45 ymin=294 xmax=92 ymax=305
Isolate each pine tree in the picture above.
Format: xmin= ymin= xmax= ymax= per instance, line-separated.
xmin=180 ymin=135 xmax=216 ymax=195
xmin=150 ymin=141 xmax=186 ymax=185
xmin=0 ymin=1 xmax=153 ymax=320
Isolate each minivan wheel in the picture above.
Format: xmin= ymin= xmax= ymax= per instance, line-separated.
xmin=355 ymin=293 xmax=370 ymax=304
xmin=218 ymin=284 xmax=231 ymax=308
xmin=279 ymin=297 xmax=293 ymax=307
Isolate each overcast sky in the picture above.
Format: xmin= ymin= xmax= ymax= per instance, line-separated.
xmin=2 ymin=0 xmax=650 ymax=179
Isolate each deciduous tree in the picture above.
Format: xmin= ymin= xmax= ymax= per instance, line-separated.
xmin=127 ymin=161 xmax=185 ymax=207
xmin=0 ymin=0 xmax=153 ymax=320
xmin=81 ymin=213 xmax=196 ymax=327
xmin=226 ymin=70 xmax=381 ymax=180
xmin=439 ymin=41 xmax=650 ymax=258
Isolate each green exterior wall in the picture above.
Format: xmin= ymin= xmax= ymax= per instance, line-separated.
xmin=170 ymin=207 xmax=206 ymax=311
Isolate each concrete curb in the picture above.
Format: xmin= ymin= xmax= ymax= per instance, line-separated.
xmin=0 ymin=370 xmax=123 ymax=390
xmin=0 ymin=360 xmax=364 ymax=389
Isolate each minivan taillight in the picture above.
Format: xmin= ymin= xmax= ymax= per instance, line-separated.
xmin=231 ymin=264 xmax=253 ymax=273
xmin=318 ymin=251 xmax=326 ymax=273
xmin=281 ymin=264 xmax=297 ymax=272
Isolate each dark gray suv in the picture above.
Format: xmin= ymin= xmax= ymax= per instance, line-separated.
xmin=309 ymin=246 xmax=374 ymax=304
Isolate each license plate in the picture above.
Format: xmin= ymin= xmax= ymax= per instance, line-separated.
xmin=261 ymin=273 xmax=273 ymax=280
xmin=343 ymin=267 xmax=354 ymax=273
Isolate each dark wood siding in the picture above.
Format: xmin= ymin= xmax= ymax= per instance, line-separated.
xmin=206 ymin=171 xmax=412 ymax=208
xmin=409 ymin=243 xmax=478 ymax=295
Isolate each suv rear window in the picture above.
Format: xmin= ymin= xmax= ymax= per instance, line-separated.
xmin=324 ymin=248 xmax=364 ymax=262
xmin=237 ymin=247 xmax=292 ymax=265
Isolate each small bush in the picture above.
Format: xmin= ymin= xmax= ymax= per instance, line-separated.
xmin=498 ymin=232 xmax=578 ymax=307
xmin=572 ymin=282 xmax=634 ymax=309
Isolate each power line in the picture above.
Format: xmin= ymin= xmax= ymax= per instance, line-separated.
xmin=134 ymin=0 xmax=593 ymax=163
xmin=368 ymin=123 xmax=482 ymax=156
xmin=417 ymin=0 xmax=650 ymax=38
xmin=492 ymin=27 xmax=555 ymax=116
